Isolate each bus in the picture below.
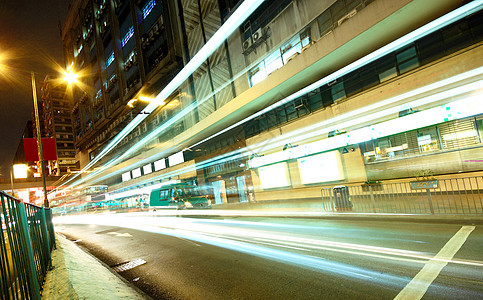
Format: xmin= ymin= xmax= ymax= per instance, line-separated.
xmin=149 ymin=183 xmax=211 ymax=209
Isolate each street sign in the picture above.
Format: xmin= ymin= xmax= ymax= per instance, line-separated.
xmin=410 ymin=180 xmax=438 ymax=189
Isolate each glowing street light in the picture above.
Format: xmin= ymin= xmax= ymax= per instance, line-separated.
xmin=64 ymin=70 xmax=78 ymax=84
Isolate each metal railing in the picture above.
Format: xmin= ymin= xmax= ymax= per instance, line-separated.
xmin=321 ymin=176 xmax=483 ymax=214
xmin=1 ymin=191 xmax=55 ymax=300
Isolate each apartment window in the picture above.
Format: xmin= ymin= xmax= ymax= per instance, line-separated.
xmin=122 ymin=26 xmax=134 ymax=47
xmin=264 ymin=51 xmax=283 ymax=76
xmin=249 ymin=65 xmax=266 ymax=86
xmin=143 ymin=0 xmax=156 ymax=19
xmin=106 ymin=52 xmax=114 ymax=67
xmin=317 ymin=10 xmax=333 ymax=37
xmin=416 ymin=31 xmax=445 ymax=65
xmin=442 ymin=19 xmax=472 ymax=54
xmin=377 ymin=54 xmax=397 ymax=83
xmin=331 ymin=82 xmax=346 ymax=102
xmin=396 ymin=46 xmax=419 ymax=74
xmin=281 ymin=35 xmax=302 ymax=64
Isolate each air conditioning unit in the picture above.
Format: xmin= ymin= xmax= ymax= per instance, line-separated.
xmin=242 ymin=37 xmax=252 ymax=52
xmin=252 ymin=28 xmax=263 ymax=43
xmin=286 ymin=52 xmax=299 ymax=63
xmin=337 ymin=9 xmax=357 ymax=27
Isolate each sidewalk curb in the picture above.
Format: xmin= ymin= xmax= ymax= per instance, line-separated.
xmin=42 ymin=234 xmax=151 ymax=300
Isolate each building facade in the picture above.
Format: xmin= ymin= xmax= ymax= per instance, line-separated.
xmin=60 ymin=0 xmax=483 ymax=204
xmin=39 ymin=75 xmax=78 ymax=176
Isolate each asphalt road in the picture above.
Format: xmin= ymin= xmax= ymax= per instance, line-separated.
xmin=55 ymin=214 xmax=483 ymax=299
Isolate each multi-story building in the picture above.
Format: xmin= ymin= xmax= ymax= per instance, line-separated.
xmin=38 ymin=75 xmax=78 ymax=176
xmin=60 ymin=0 xmax=483 ymax=205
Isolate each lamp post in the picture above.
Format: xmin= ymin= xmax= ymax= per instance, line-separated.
xmin=31 ymin=70 xmax=78 ymax=207
xmin=31 ymin=71 xmax=49 ymax=207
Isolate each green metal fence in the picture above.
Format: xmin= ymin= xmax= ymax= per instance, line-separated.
xmin=321 ymin=176 xmax=483 ymax=214
xmin=0 ymin=191 xmax=55 ymax=300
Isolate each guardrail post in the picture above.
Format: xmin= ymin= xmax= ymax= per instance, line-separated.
xmin=426 ymin=189 xmax=435 ymax=215
xmin=17 ymin=202 xmax=41 ymax=300
xmin=40 ymin=208 xmax=52 ymax=269
xmin=369 ymin=186 xmax=376 ymax=213
xmin=46 ymin=208 xmax=56 ymax=249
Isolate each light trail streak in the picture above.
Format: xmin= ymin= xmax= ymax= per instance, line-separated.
xmin=102 ymin=74 xmax=483 ymax=195
xmin=55 ymin=214 xmax=483 ymax=269
xmin=56 ymin=0 xmax=266 ymax=190
xmin=56 ymin=214 xmax=408 ymax=285
xmin=56 ymin=1 xmax=482 ymax=193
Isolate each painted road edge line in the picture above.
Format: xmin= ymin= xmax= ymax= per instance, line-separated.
xmin=394 ymin=225 xmax=475 ymax=300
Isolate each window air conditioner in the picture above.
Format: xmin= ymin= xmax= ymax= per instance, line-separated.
xmin=286 ymin=52 xmax=299 ymax=63
xmin=242 ymin=37 xmax=252 ymax=52
xmin=337 ymin=9 xmax=357 ymax=27
xmin=252 ymin=28 xmax=263 ymax=43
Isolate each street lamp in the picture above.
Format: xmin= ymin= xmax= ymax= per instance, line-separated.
xmin=31 ymin=70 xmax=78 ymax=207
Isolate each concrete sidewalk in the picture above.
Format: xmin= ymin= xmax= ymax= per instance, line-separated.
xmin=41 ymin=234 xmax=150 ymax=299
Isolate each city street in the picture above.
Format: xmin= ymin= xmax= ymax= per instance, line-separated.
xmin=55 ymin=214 xmax=483 ymax=299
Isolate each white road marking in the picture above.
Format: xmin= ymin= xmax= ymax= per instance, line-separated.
xmin=107 ymin=232 xmax=133 ymax=237
xmin=394 ymin=226 xmax=475 ymax=300
xmin=177 ymin=237 xmax=201 ymax=247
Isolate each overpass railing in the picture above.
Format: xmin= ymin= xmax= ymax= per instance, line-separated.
xmin=321 ymin=176 xmax=483 ymax=214
xmin=0 ymin=191 xmax=55 ymax=300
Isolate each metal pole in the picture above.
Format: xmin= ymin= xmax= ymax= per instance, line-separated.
xmin=9 ymin=169 xmax=15 ymax=197
xmin=31 ymin=72 xmax=49 ymax=207
xmin=426 ymin=189 xmax=434 ymax=215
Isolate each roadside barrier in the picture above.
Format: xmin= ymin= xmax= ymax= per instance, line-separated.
xmin=1 ymin=191 xmax=55 ymax=300
xmin=321 ymin=176 xmax=483 ymax=214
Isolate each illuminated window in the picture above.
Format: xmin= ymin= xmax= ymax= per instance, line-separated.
xmin=143 ymin=0 xmax=156 ymax=20
xmin=258 ymin=162 xmax=290 ymax=189
xmin=106 ymin=52 xmax=114 ymax=67
xmin=264 ymin=51 xmax=283 ymax=76
xmin=122 ymin=172 xmax=131 ymax=182
xmin=143 ymin=164 xmax=152 ymax=175
xmin=298 ymin=151 xmax=345 ymax=184
xmin=281 ymin=35 xmax=302 ymax=64
xmin=417 ymin=127 xmax=439 ymax=152
xmin=126 ymin=50 xmax=135 ymax=63
xmin=249 ymin=65 xmax=266 ymax=86
xmin=154 ymin=159 xmax=166 ymax=171
xmin=132 ymin=168 xmax=141 ymax=178
xmin=168 ymin=151 xmax=184 ymax=167
xmin=122 ymin=26 xmax=134 ymax=47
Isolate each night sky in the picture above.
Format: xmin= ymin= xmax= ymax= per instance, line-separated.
xmin=0 ymin=0 xmax=71 ymax=178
